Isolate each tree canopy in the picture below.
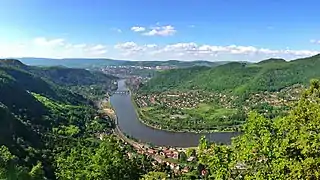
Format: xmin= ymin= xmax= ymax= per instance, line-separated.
xmin=140 ymin=54 xmax=320 ymax=96
xmin=197 ymin=79 xmax=320 ymax=179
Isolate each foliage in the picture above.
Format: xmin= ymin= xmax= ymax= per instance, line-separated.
xmin=0 ymin=146 xmax=45 ymax=180
xmin=140 ymin=66 xmax=210 ymax=92
xmin=30 ymin=66 xmax=117 ymax=86
xmin=140 ymin=54 xmax=320 ymax=95
xmin=178 ymin=151 xmax=188 ymax=162
xmin=141 ymin=171 xmax=168 ymax=180
xmin=197 ymin=79 xmax=320 ymax=179
xmin=186 ymin=148 xmax=196 ymax=157
xmin=55 ymin=137 xmax=144 ymax=180
xmin=69 ymin=84 xmax=116 ymax=102
xmin=0 ymin=60 xmax=146 ymax=179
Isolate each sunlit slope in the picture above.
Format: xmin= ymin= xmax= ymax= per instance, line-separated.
xmin=140 ymin=54 xmax=320 ymax=94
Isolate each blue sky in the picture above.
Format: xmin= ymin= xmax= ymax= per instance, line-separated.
xmin=0 ymin=0 xmax=319 ymax=61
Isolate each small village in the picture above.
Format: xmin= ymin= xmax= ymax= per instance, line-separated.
xmin=135 ymin=84 xmax=305 ymax=116
xmin=126 ymin=144 xmax=200 ymax=175
xmin=98 ymin=99 xmax=203 ymax=176
xmin=244 ymin=84 xmax=305 ymax=113
xmin=135 ymin=91 xmax=236 ymax=109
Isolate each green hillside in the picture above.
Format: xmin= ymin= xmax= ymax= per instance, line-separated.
xmin=140 ymin=54 xmax=320 ymax=95
xmin=30 ymin=66 xmax=117 ymax=86
xmin=139 ymin=66 xmax=210 ymax=92
xmin=0 ymin=59 xmax=118 ymax=102
xmin=135 ymin=54 xmax=320 ymax=132
xmin=0 ymin=59 xmax=117 ymax=86
xmin=0 ymin=60 xmax=137 ymax=179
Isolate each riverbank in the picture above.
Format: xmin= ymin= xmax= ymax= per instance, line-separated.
xmin=99 ymin=93 xmax=192 ymax=148
xmin=130 ymin=94 xmax=238 ymax=134
xmin=100 ymin=96 xmax=195 ymax=168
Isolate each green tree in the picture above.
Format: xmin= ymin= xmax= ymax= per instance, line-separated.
xmin=186 ymin=148 xmax=196 ymax=157
xmin=141 ymin=171 xmax=168 ymax=180
xmin=28 ymin=162 xmax=45 ymax=180
xmin=55 ymin=137 xmax=144 ymax=180
xmin=198 ymin=143 xmax=233 ymax=180
xmin=198 ymin=79 xmax=320 ymax=179
xmin=0 ymin=146 xmax=45 ymax=180
xmin=178 ymin=151 xmax=187 ymax=162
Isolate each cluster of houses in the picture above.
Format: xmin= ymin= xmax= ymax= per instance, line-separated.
xmin=127 ymin=144 xmax=198 ymax=174
xmin=135 ymin=91 xmax=236 ymax=110
xmin=112 ymin=126 xmax=199 ymax=175
xmin=150 ymin=161 xmax=208 ymax=176
xmin=136 ymin=83 xmax=304 ymax=117
xmin=245 ymin=84 xmax=304 ymax=112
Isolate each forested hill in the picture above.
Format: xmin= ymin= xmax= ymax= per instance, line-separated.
xmin=0 ymin=59 xmax=117 ymax=86
xmin=0 ymin=59 xmax=120 ymax=179
xmin=140 ymin=54 xmax=320 ymax=95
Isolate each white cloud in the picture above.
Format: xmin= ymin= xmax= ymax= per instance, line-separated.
xmin=131 ymin=24 xmax=177 ymax=36
xmin=131 ymin=26 xmax=146 ymax=32
xmin=115 ymin=41 xmax=140 ymax=50
xmin=1 ymin=37 xmax=319 ymax=61
xmin=85 ymin=44 xmax=108 ymax=55
xmin=310 ymin=39 xmax=320 ymax=44
xmin=0 ymin=37 xmax=108 ymax=59
xmin=114 ymin=42 xmax=148 ymax=56
xmin=114 ymin=41 xmax=320 ymax=61
xmin=89 ymin=44 xmax=106 ymax=51
xmin=33 ymin=37 xmax=65 ymax=47
xmin=143 ymin=25 xmax=176 ymax=36
xmin=71 ymin=44 xmax=87 ymax=49
xmin=146 ymin=44 xmax=157 ymax=48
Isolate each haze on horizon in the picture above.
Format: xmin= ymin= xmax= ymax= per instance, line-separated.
xmin=0 ymin=0 xmax=319 ymax=62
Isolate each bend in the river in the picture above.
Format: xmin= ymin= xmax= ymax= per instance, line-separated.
xmin=110 ymin=79 xmax=240 ymax=147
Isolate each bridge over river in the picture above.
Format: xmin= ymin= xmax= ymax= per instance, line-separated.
xmin=113 ymin=90 xmax=130 ymax=95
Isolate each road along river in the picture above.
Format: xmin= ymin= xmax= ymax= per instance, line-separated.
xmin=110 ymin=80 xmax=240 ymax=147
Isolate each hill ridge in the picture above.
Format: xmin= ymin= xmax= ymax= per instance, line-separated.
xmin=140 ymin=54 xmax=320 ymax=95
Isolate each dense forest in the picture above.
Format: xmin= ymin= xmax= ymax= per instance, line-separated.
xmin=140 ymin=54 xmax=320 ymax=96
xmin=1 ymin=58 xmax=320 ymax=179
xmin=0 ymin=59 xmax=144 ymax=179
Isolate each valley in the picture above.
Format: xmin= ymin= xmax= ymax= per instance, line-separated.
xmin=1 ymin=55 xmax=320 ymax=179
xmin=3 ymin=1 xmax=320 ymax=179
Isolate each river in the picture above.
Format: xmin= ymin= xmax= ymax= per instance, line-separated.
xmin=110 ymin=80 xmax=240 ymax=147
